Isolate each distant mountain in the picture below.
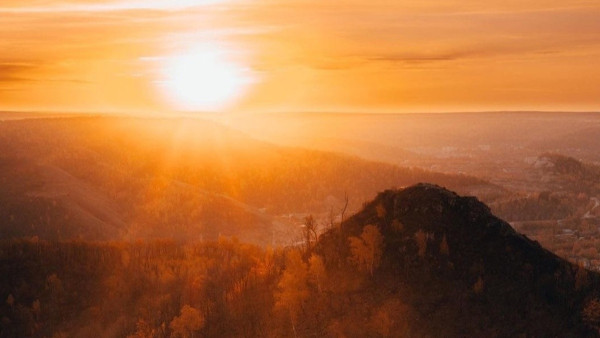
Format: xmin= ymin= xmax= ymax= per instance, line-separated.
xmin=310 ymin=184 xmax=600 ymax=337
xmin=0 ymin=116 xmax=499 ymax=244
xmin=530 ymin=153 xmax=600 ymax=196
xmin=535 ymin=154 xmax=600 ymax=180
xmin=228 ymin=112 xmax=600 ymax=181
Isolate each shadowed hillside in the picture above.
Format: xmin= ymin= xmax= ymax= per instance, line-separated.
xmin=309 ymin=184 xmax=600 ymax=337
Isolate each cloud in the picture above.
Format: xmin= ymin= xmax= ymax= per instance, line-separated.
xmin=0 ymin=0 xmax=232 ymax=13
xmin=0 ymin=62 xmax=92 ymax=84
xmin=0 ymin=63 xmax=40 ymax=82
xmin=367 ymin=53 xmax=472 ymax=65
xmin=218 ymin=1 xmax=600 ymax=74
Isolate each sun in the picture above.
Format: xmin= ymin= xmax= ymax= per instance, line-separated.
xmin=159 ymin=46 xmax=253 ymax=111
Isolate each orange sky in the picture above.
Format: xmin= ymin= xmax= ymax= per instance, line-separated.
xmin=1 ymin=0 xmax=599 ymax=113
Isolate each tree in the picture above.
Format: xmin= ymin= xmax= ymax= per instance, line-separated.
xmin=340 ymin=192 xmax=349 ymax=225
xmin=309 ymin=254 xmax=327 ymax=293
xmin=370 ymin=308 xmax=392 ymax=337
xmin=349 ymin=225 xmax=384 ymax=277
xmin=391 ymin=220 xmax=404 ymax=233
xmin=128 ymin=319 xmax=156 ymax=338
xmin=170 ymin=305 xmax=204 ymax=338
xmin=583 ymin=298 xmax=600 ymax=329
xmin=302 ymin=215 xmax=318 ymax=254
xmin=575 ymin=264 xmax=590 ymax=290
xmin=6 ymin=294 xmax=14 ymax=307
xmin=276 ymin=250 xmax=309 ymax=337
xmin=31 ymin=300 xmax=40 ymax=321
xmin=376 ymin=203 xmax=386 ymax=219
xmin=440 ymin=235 xmax=449 ymax=256
xmin=414 ymin=230 xmax=428 ymax=258
xmin=473 ymin=276 xmax=484 ymax=294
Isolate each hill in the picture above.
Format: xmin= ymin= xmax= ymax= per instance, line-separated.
xmin=228 ymin=112 xmax=600 ymax=178
xmin=0 ymin=116 xmax=499 ymax=244
xmin=2 ymin=184 xmax=600 ymax=337
xmin=309 ymin=184 xmax=600 ymax=337
xmin=534 ymin=153 xmax=600 ymax=191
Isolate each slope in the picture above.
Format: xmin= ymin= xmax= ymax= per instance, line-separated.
xmin=311 ymin=183 xmax=600 ymax=337
xmin=0 ymin=116 xmax=501 ymax=244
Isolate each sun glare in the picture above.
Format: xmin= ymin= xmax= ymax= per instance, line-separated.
xmin=159 ymin=46 xmax=253 ymax=111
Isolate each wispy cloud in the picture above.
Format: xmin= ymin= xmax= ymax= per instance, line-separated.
xmin=0 ymin=63 xmax=40 ymax=82
xmin=0 ymin=0 xmax=232 ymax=13
xmin=0 ymin=62 xmax=93 ymax=84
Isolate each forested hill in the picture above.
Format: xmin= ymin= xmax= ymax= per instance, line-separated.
xmin=0 ymin=116 xmax=499 ymax=244
xmin=311 ymin=183 xmax=600 ymax=337
xmin=2 ymin=184 xmax=600 ymax=337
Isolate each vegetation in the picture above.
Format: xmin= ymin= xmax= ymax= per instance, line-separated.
xmin=1 ymin=116 xmax=600 ymax=336
xmin=2 ymin=185 xmax=600 ymax=337
xmin=0 ymin=116 xmax=494 ymax=244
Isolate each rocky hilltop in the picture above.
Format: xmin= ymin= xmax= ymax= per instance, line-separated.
xmin=315 ymin=183 xmax=600 ymax=337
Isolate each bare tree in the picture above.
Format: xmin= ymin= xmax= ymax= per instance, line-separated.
xmin=302 ymin=215 xmax=318 ymax=254
xmin=340 ymin=192 xmax=349 ymax=226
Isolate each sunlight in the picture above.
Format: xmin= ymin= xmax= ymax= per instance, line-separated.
xmin=159 ymin=45 xmax=254 ymax=111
